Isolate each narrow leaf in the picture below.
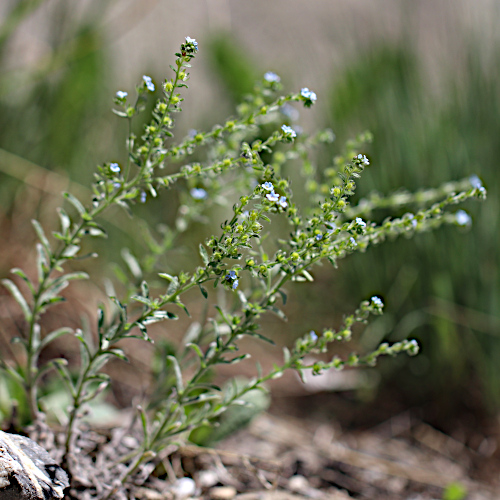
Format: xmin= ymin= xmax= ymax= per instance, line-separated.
xmin=199 ymin=244 xmax=209 ymax=265
xmin=31 ymin=220 xmax=51 ymax=255
xmin=167 ymin=355 xmax=184 ymax=394
xmin=10 ymin=268 xmax=35 ymax=296
xmin=40 ymin=327 xmax=73 ymax=350
xmin=64 ymin=192 xmax=86 ymax=216
xmin=2 ymin=279 xmax=31 ymax=322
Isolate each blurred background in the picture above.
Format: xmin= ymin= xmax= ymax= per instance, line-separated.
xmin=0 ymin=0 xmax=499 ymax=447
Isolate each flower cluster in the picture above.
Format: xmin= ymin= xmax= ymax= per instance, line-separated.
xmin=264 ymin=71 xmax=280 ymax=83
xmin=300 ymin=87 xmax=317 ymax=107
xmin=261 ymin=182 xmax=288 ymax=209
xmin=281 ymin=124 xmax=297 ymax=141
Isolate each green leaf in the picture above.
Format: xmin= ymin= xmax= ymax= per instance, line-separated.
xmin=167 ymin=276 xmax=179 ymax=295
xmin=251 ymin=332 xmax=276 ymax=345
xmin=138 ymin=405 xmax=150 ymax=447
xmin=35 ymin=243 xmax=49 ymax=283
xmin=112 ymin=109 xmax=128 ymax=117
xmin=268 ymin=305 xmax=287 ymax=321
xmin=2 ymin=279 xmax=31 ymax=322
xmin=167 ymin=355 xmax=184 ymax=394
xmin=10 ymin=268 xmax=35 ymax=296
xmin=52 ymin=359 xmax=76 ymax=397
xmin=301 ymin=270 xmax=314 ymax=282
xmin=199 ymin=244 xmax=209 ymax=265
xmin=40 ymin=327 xmax=72 ymax=350
xmin=64 ymin=192 xmax=86 ymax=216
xmin=186 ymin=343 xmax=206 ymax=368
xmin=122 ymin=248 xmax=142 ymax=281
xmin=107 ymin=348 xmax=128 ymax=362
xmin=57 ymin=207 xmax=71 ymax=235
xmin=131 ymin=295 xmax=152 ymax=306
xmin=31 ymin=220 xmax=52 ymax=256
xmin=198 ymin=284 xmax=208 ymax=299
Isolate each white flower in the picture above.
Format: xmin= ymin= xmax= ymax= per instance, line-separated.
xmin=190 ymin=188 xmax=207 ymax=200
xmin=264 ymin=72 xmax=280 ymax=83
xmin=143 ymin=75 xmax=155 ymax=92
xmin=357 ymin=154 xmax=369 ymax=166
xmin=455 ymin=210 xmax=471 ymax=226
xmin=281 ymin=124 xmax=297 ymax=138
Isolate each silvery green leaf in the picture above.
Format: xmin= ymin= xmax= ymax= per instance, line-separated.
xmin=112 ymin=109 xmax=128 ymax=117
xmin=31 ymin=219 xmax=51 ymax=256
xmin=199 ymin=244 xmax=209 ymax=265
xmin=283 ymin=347 xmax=291 ymax=364
xmin=57 ymin=207 xmax=71 ymax=235
xmin=52 ymin=359 xmax=76 ymax=397
xmin=2 ymin=279 xmax=31 ymax=322
xmin=167 ymin=355 xmax=184 ymax=394
xmin=62 ymin=245 xmax=80 ymax=258
xmin=131 ymin=295 xmax=152 ymax=306
xmin=268 ymin=306 xmax=287 ymax=321
xmin=40 ymin=327 xmax=73 ymax=350
xmin=301 ymin=270 xmax=314 ymax=282
xmin=122 ymin=248 xmax=142 ymax=281
xmin=10 ymin=268 xmax=35 ymax=296
xmin=167 ymin=276 xmax=179 ymax=295
xmin=64 ymin=192 xmax=86 ymax=216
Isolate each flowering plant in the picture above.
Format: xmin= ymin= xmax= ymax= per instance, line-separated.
xmin=0 ymin=37 xmax=485 ymax=498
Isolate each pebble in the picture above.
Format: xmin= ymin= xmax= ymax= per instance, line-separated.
xmin=172 ymin=477 xmax=197 ymax=499
xmin=209 ymin=485 xmax=237 ymax=500
xmin=288 ymin=475 xmax=309 ymax=493
xmin=197 ymin=470 xmax=219 ymax=488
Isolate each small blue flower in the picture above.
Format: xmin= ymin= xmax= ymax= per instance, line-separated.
xmin=226 ymin=270 xmax=237 ymax=281
xmin=309 ymin=331 xmax=318 ymax=342
xmin=315 ymin=233 xmax=322 ymax=241
xmin=371 ymin=296 xmax=383 ymax=308
xmin=350 ymin=236 xmax=357 ymax=246
xmin=190 ymin=188 xmax=207 ymax=200
xmin=300 ymin=87 xmax=317 ymax=107
xmin=116 ymin=91 xmax=128 ymax=99
xmin=455 ymin=210 xmax=471 ymax=226
xmin=264 ymin=72 xmax=280 ymax=83
xmin=355 ymin=217 xmax=366 ymax=228
xmin=469 ymin=175 xmax=482 ymax=189
xmin=110 ymin=163 xmax=120 ymax=173
xmin=232 ymin=279 xmax=239 ymax=290
xmin=113 ymin=182 xmax=121 ymax=189
xmin=140 ymin=191 xmax=147 ymax=203
xmin=357 ymin=154 xmax=370 ymax=166
xmin=143 ymin=75 xmax=155 ymax=92
xmin=185 ymin=36 xmax=198 ymax=51
xmin=241 ymin=210 xmax=249 ymax=219
xmin=281 ymin=124 xmax=297 ymax=138
xmin=262 ymin=182 xmax=274 ymax=191
xmin=278 ymin=196 xmax=288 ymax=208
xmin=266 ymin=192 xmax=279 ymax=202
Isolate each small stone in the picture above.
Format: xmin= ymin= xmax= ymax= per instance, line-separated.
xmin=209 ymin=485 xmax=237 ymax=500
xmin=197 ymin=470 xmax=218 ymax=488
xmin=172 ymin=477 xmax=196 ymax=499
xmin=0 ymin=430 xmax=68 ymax=499
xmin=288 ymin=475 xmax=309 ymax=493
